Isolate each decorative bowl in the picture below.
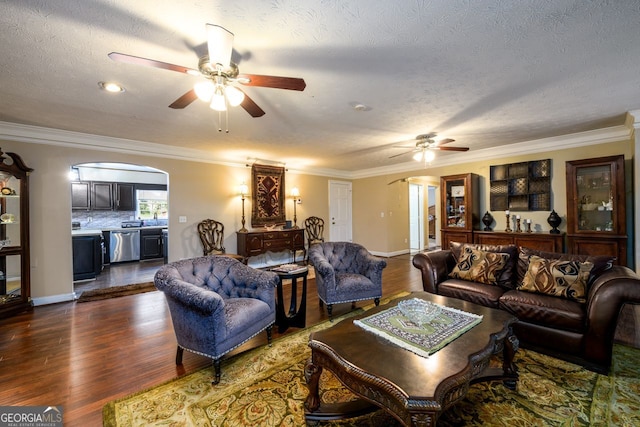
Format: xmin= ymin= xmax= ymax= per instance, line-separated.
xmin=398 ymin=298 xmax=442 ymax=326
xmin=0 ymin=239 xmax=11 ymax=250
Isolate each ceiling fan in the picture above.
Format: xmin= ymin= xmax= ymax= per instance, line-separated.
xmin=389 ymin=133 xmax=469 ymax=162
xmin=108 ymin=24 xmax=306 ymax=118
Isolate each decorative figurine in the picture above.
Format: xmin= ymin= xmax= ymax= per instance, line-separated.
xmin=547 ymin=210 xmax=561 ymax=234
xmin=482 ymin=211 xmax=493 ymax=231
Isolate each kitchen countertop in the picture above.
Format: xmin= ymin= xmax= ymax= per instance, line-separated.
xmin=72 ymin=226 xmax=167 ymax=235
xmin=71 ymin=229 xmax=104 ymax=236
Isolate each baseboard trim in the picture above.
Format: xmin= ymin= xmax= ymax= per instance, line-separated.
xmin=32 ymin=292 xmax=77 ymax=306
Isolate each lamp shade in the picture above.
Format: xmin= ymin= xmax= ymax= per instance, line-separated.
xmin=291 ymin=187 xmax=300 ymax=197
xmin=210 ymin=87 xmax=227 ymax=111
xmin=239 ymin=183 xmax=249 ymax=195
xmin=225 ymin=86 xmax=245 ymax=107
xmin=194 ymin=80 xmax=215 ymax=102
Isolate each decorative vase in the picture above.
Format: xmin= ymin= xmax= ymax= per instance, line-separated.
xmin=482 ymin=211 xmax=493 ymax=231
xmin=547 ymin=210 xmax=561 ymax=234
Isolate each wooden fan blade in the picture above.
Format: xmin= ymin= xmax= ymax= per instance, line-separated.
xmin=108 ymin=52 xmax=197 ymax=74
xmin=436 ymin=146 xmax=469 ymax=152
xmin=169 ymin=90 xmax=198 ymax=109
xmin=436 ymin=138 xmax=455 ymax=145
xmin=239 ymin=91 xmax=266 ymax=117
xmin=239 ymin=74 xmax=306 ymax=91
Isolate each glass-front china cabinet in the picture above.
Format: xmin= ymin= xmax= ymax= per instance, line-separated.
xmin=440 ymin=173 xmax=479 ymax=248
xmin=0 ymin=148 xmax=33 ymax=318
xmin=565 ymin=155 xmax=626 ymax=265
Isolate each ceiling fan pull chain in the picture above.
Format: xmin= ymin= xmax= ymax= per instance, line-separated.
xmin=225 ymin=108 xmax=229 ymax=133
xmin=217 ymin=111 xmax=222 ymax=132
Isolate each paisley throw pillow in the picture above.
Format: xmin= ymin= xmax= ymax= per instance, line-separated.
xmin=519 ymin=255 xmax=593 ymax=303
xmin=448 ymin=247 xmax=510 ymax=286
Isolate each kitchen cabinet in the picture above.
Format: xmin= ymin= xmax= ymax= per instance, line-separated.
xmin=140 ymin=228 xmax=165 ymax=260
xmin=565 ymin=155 xmax=627 ymax=265
xmin=114 ymin=183 xmax=135 ymax=211
xmin=440 ymin=173 xmax=479 ymax=249
xmin=0 ymin=147 xmax=33 ymax=318
xmin=91 ymin=182 xmax=114 ymax=210
xmin=72 ymin=234 xmax=104 ymax=281
xmin=71 ymin=181 xmax=91 ymax=210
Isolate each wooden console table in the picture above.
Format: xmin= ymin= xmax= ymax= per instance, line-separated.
xmin=237 ymin=229 xmax=305 ymax=261
xmin=474 ymin=231 xmax=564 ymax=253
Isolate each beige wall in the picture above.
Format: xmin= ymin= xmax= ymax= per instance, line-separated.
xmin=352 ymin=139 xmax=633 ymax=257
xmin=0 ymin=136 xmax=633 ymax=303
xmin=0 ymin=140 xmax=342 ymax=304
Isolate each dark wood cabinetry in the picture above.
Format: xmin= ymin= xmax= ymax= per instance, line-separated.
xmin=474 ymin=231 xmax=564 ymax=253
xmin=91 ymin=182 xmax=114 ymax=210
xmin=72 ymin=234 xmax=103 ymax=280
xmin=140 ymin=228 xmax=165 ymax=260
xmin=237 ymin=229 xmax=305 ymax=261
xmin=72 ymin=181 xmax=137 ymax=211
xmin=114 ymin=183 xmax=135 ymax=211
xmin=440 ymin=173 xmax=479 ymax=249
xmin=565 ymin=155 xmax=627 ymax=265
xmin=0 ymin=148 xmax=32 ymax=318
xmin=71 ymin=181 xmax=91 ymax=210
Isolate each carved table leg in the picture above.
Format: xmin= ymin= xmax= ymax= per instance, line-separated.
xmin=502 ymin=329 xmax=519 ymax=390
xmin=304 ymin=357 xmax=323 ymax=412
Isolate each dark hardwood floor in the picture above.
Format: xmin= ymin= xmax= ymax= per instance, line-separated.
xmin=0 ymin=254 xmax=423 ymax=426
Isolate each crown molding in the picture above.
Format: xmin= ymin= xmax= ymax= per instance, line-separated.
xmin=0 ymin=120 xmax=632 ymax=180
xmin=351 ymin=124 xmax=631 ymax=179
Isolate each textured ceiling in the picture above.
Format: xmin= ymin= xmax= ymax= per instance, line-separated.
xmin=1 ymin=0 xmax=639 ymax=174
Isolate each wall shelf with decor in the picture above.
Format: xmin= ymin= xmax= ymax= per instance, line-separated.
xmin=490 ymin=159 xmax=551 ymax=211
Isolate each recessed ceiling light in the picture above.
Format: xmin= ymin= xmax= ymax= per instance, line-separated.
xmin=98 ymin=81 xmax=125 ymax=93
xmin=350 ymin=102 xmax=371 ymax=112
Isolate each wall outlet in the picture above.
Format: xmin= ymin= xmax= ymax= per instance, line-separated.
xmin=178 ymin=216 xmax=187 ymax=223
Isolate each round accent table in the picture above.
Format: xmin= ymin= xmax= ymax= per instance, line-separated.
xmin=272 ymin=267 xmax=308 ymax=333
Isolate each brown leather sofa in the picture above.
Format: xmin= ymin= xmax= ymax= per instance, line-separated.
xmin=412 ymin=242 xmax=640 ymax=374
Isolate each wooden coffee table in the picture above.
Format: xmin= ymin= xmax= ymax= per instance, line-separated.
xmin=304 ymin=292 xmax=519 ymax=426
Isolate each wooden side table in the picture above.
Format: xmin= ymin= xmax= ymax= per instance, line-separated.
xmin=273 ymin=267 xmax=308 ymax=333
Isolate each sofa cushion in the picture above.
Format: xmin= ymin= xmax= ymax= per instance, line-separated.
xmin=450 ymin=242 xmax=518 ymax=289
xmin=438 ymin=279 xmax=506 ymax=308
xmin=518 ymin=255 xmax=593 ymax=303
xmin=499 ymin=289 xmax=585 ymax=333
xmin=448 ymin=246 xmax=510 ymax=286
xmin=517 ymin=247 xmax=615 ymax=286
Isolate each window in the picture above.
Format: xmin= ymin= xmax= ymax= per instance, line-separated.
xmin=136 ymin=190 xmax=168 ymax=220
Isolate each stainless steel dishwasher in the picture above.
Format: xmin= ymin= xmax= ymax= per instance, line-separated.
xmin=110 ymin=229 xmax=140 ymax=263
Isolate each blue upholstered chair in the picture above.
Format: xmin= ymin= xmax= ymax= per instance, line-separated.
xmin=154 ymin=255 xmax=278 ymax=384
xmin=309 ymin=241 xmax=387 ymax=320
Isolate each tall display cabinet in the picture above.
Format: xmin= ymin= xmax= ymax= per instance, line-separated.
xmin=440 ymin=173 xmax=479 ymax=249
xmin=565 ymin=155 xmax=627 ymax=265
xmin=0 ymin=148 xmax=33 ymax=318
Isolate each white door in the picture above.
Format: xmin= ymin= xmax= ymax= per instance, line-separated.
xmin=409 ymin=183 xmax=424 ymax=251
xmin=329 ymin=180 xmax=352 ymax=241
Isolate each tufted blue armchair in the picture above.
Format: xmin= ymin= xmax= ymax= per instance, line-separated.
xmin=309 ymin=241 xmax=387 ymax=320
xmin=154 ymin=255 xmax=279 ymax=384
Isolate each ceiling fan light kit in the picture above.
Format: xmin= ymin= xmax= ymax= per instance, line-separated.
xmin=389 ymin=133 xmax=469 ymax=163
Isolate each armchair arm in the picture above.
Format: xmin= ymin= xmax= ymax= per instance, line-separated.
xmin=412 ymin=250 xmax=456 ymax=293
xmin=361 ymin=254 xmax=387 ymax=284
xmin=584 ymin=265 xmax=640 ymax=364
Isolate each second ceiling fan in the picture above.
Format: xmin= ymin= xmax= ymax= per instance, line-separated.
xmin=389 ymin=133 xmax=469 ymax=162
xmin=109 ymin=23 xmax=306 ymax=118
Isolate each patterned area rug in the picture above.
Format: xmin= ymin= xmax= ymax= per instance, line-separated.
xmin=103 ymin=298 xmax=640 ymax=426
xmin=76 ymin=282 xmax=156 ymax=302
